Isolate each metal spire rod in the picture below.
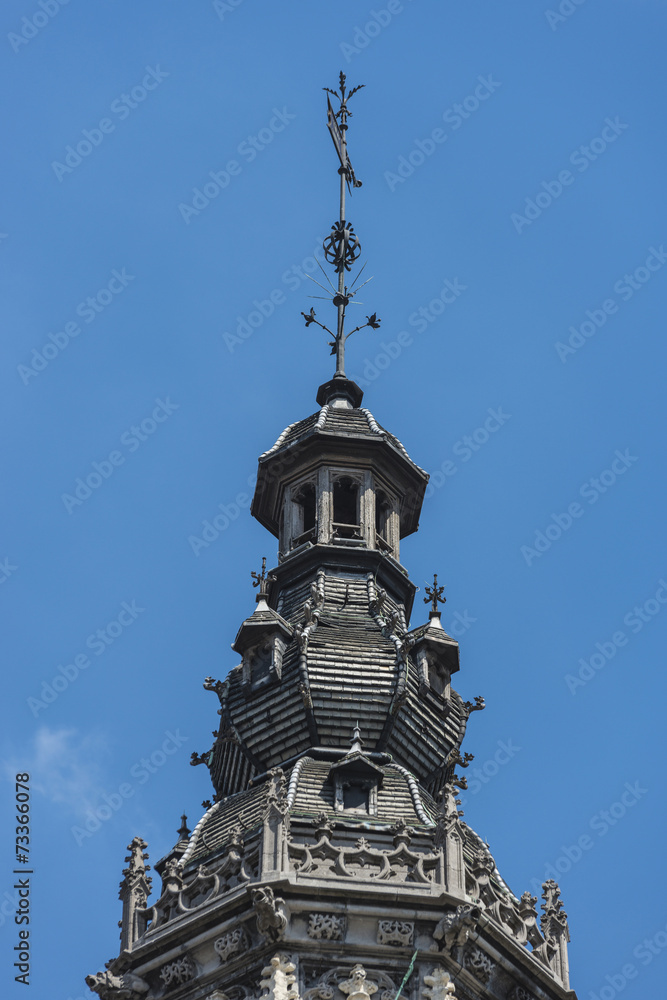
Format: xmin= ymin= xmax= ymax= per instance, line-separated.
xmin=301 ymin=72 xmax=380 ymax=379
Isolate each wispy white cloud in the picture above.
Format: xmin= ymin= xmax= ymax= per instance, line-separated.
xmin=3 ymin=727 xmax=109 ymax=818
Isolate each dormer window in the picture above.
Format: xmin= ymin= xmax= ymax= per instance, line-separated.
xmin=428 ymin=661 xmax=450 ymax=697
xmin=416 ymin=647 xmax=453 ymax=699
xmin=242 ymin=634 xmax=287 ymax=690
xmin=329 ymin=749 xmax=383 ymax=816
xmin=247 ymin=640 xmax=273 ymax=686
xmin=332 ymin=476 xmax=361 ymax=540
xmin=336 ymin=779 xmax=377 ymax=815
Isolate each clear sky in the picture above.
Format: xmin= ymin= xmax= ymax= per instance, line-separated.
xmin=2 ymin=2 xmax=666 ymax=999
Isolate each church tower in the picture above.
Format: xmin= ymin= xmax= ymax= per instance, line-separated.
xmin=86 ymin=75 xmax=577 ymax=1000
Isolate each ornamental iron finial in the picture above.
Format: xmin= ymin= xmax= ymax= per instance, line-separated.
xmin=302 ymin=73 xmax=381 ymax=380
xmin=251 ymin=556 xmax=275 ymax=602
xmin=177 ymin=813 xmax=190 ymax=840
xmin=424 ymin=573 xmax=447 ymax=615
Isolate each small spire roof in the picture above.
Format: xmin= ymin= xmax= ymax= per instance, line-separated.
xmin=177 ymin=813 xmax=191 ymax=841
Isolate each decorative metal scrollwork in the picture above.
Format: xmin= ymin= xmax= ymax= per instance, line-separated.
xmin=323 ymin=220 xmax=361 ymax=272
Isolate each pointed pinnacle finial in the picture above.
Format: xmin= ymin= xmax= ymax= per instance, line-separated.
xmin=349 ymin=722 xmax=364 ymax=754
xmin=424 ymin=573 xmax=447 ymax=616
xmin=251 ymin=556 xmax=275 ymax=602
xmin=177 ymin=813 xmax=190 ymax=840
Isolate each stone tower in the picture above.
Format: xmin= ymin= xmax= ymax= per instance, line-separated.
xmin=86 ymin=75 xmax=577 ymax=1000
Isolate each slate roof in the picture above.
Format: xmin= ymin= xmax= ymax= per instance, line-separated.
xmin=260 ymin=404 xmax=427 ymax=476
xmin=185 ymin=754 xmax=439 ymax=869
xmin=214 ymin=569 xmax=468 ymax=793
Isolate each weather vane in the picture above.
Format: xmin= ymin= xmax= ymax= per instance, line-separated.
xmin=424 ymin=573 xmax=446 ymax=614
xmin=301 ymin=71 xmax=381 ymax=378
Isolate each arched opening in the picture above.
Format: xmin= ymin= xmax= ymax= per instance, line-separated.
xmin=429 ymin=662 xmax=449 ymax=697
xmin=332 ymin=477 xmax=361 ymax=540
xmin=375 ymin=490 xmax=392 ymax=552
xmin=247 ymin=640 xmax=273 ymax=686
xmin=292 ymin=482 xmax=317 ymax=548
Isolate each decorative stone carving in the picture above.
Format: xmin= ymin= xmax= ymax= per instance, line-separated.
xmin=214 ymin=926 xmax=249 ymax=963
xmin=422 ymin=966 xmax=457 ymax=1000
xmin=259 ymin=953 xmax=299 ymax=1000
xmin=304 ymin=966 xmax=405 ymax=1000
xmin=508 ymin=987 xmax=536 ymax=1000
xmin=377 ymin=920 xmax=414 ymax=946
xmin=307 ymin=913 xmax=345 ymax=940
xmin=160 ymin=857 xmax=185 ymax=894
xmin=265 ymin=767 xmax=290 ymax=823
xmin=159 ymin=954 xmax=196 ymax=988
xmin=338 ymin=965 xmax=378 ymax=1000
xmin=432 ymin=904 xmax=480 ymax=954
xmin=391 ymin=818 xmax=412 ymax=847
xmin=85 ymin=970 xmax=149 ymax=1000
xmin=290 ymin=821 xmax=440 ymax=884
xmin=139 ymin=831 xmax=257 ymax=935
xmin=294 ymin=572 xmax=325 ymax=710
xmin=252 ymin=885 xmax=288 ymax=941
xmin=463 ymin=946 xmax=494 ymax=983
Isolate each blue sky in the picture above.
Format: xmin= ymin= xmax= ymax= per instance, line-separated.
xmin=2 ymin=2 xmax=666 ymax=998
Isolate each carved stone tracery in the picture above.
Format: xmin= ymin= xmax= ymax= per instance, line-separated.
xmin=289 ymin=822 xmax=440 ymax=884
xmin=307 ymin=913 xmax=345 ymax=940
xmin=159 ymin=954 xmax=196 ymax=988
xmin=214 ymin=926 xmax=250 ymax=963
xmin=508 ymin=987 xmax=536 ymax=1000
xmin=377 ymin=920 xmax=414 ymax=946
xmin=462 ymin=945 xmax=494 ymax=983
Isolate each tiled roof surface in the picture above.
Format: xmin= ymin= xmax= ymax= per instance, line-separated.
xmin=289 ymin=757 xmax=438 ymax=826
xmin=215 ymin=568 xmax=464 ymax=791
xmin=189 ymin=754 xmax=439 ymax=866
xmin=261 ymin=405 xmax=424 ymax=474
xmin=187 ymin=783 xmax=268 ymax=865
